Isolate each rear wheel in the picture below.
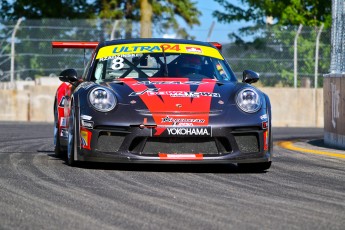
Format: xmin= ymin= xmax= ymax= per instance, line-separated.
xmin=238 ymin=161 xmax=272 ymax=172
xmin=67 ymin=104 xmax=78 ymax=166
xmin=54 ymin=102 xmax=66 ymax=156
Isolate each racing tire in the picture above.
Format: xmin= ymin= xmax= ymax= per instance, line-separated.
xmin=54 ymin=103 xmax=66 ymax=156
xmin=237 ymin=161 xmax=272 ymax=172
xmin=67 ymin=103 xmax=78 ymax=166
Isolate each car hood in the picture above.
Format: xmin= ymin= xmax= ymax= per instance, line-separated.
xmin=100 ymin=78 xmax=241 ymax=110
xmin=96 ymin=78 xmax=259 ymax=126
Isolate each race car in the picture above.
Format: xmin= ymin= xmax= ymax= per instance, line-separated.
xmin=53 ymin=38 xmax=272 ymax=171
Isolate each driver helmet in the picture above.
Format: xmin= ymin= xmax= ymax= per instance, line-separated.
xmin=179 ymin=55 xmax=202 ymax=75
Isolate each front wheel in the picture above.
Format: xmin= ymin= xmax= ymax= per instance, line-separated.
xmin=67 ymin=104 xmax=78 ymax=166
xmin=238 ymin=161 xmax=272 ymax=172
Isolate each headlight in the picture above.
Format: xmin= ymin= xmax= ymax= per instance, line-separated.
xmin=236 ymin=88 xmax=261 ymax=113
xmin=89 ymin=87 xmax=116 ymax=112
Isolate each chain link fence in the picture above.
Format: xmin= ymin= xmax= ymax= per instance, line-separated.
xmin=0 ymin=19 xmax=331 ymax=87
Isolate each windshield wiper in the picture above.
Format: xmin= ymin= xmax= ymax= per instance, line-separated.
xmin=161 ymin=45 xmax=169 ymax=77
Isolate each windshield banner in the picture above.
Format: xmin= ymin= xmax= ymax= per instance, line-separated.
xmin=96 ymin=43 xmax=223 ymax=60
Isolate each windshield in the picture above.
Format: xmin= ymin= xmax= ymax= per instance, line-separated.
xmin=92 ymin=43 xmax=237 ymax=81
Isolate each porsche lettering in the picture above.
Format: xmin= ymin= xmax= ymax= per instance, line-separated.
xmin=133 ymin=81 xmax=205 ymax=86
xmin=129 ymin=88 xmax=220 ymax=98
xmin=162 ymin=116 xmax=205 ymax=125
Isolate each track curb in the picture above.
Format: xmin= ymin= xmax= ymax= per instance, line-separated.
xmin=277 ymin=140 xmax=345 ymax=159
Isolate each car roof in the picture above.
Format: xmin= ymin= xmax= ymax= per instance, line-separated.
xmin=99 ymin=38 xmax=215 ymax=48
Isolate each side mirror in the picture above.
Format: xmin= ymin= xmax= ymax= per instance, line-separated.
xmin=59 ymin=69 xmax=78 ymax=83
xmin=242 ymin=70 xmax=259 ymax=84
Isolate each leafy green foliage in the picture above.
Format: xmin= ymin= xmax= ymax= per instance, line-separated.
xmin=213 ymin=0 xmax=331 ymax=29
xmin=0 ymin=0 xmax=96 ymax=19
xmin=213 ymin=0 xmax=331 ymax=87
xmin=1 ymin=0 xmax=201 ymax=39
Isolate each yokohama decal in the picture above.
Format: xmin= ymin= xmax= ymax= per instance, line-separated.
xmin=166 ymin=127 xmax=211 ymax=136
xmin=124 ymin=78 xmax=217 ymax=134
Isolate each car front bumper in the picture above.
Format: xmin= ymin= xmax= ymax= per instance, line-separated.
xmin=75 ymin=125 xmax=272 ymax=164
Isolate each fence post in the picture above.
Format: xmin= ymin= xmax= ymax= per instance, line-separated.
xmin=110 ymin=20 xmax=119 ymax=40
xmin=294 ymin=24 xmax=303 ymax=88
xmin=10 ymin=18 xmax=23 ymax=83
xmin=315 ymin=24 xmax=324 ymax=88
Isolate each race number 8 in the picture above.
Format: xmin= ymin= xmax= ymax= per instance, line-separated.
xmin=111 ymin=57 xmax=124 ymax=70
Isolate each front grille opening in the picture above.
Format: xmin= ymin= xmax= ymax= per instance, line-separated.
xmin=129 ymin=137 xmax=146 ymax=152
xmin=97 ymin=132 xmax=126 ymax=152
xmin=143 ymin=137 xmax=218 ymax=155
xmin=233 ymin=133 xmax=259 ymax=153
xmin=215 ymin=137 xmax=232 ymax=153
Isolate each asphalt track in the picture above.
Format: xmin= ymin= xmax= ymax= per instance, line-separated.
xmin=0 ymin=122 xmax=344 ymax=230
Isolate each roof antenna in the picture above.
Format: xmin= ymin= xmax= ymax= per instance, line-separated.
xmin=160 ymin=45 xmax=168 ymax=77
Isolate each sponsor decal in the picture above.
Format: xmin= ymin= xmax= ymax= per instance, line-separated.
xmin=159 ymin=153 xmax=203 ymax=160
xmin=81 ymin=120 xmax=94 ymax=129
xmin=186 ymin=47 xmax=202 ymax=53
xmin=166 ymin=127 xmax=211 ymax=136
xmin=99 ymin=54 xmax=138 ymax=61
xmin=132 ymin=81 xmax=206 ymax=86
xmin=60 ymin=117 xmax=67 ymax=127
xmin=80 ymin=128 xmax=92 ymax=150
xmin=58 ymin=96 xmax=66 ymax=107
xmin=96 ymin=43 xmax=224 ymax=60
xmin=81 ymin=115 xmax=92 ymax=120
xmin=260 ymin=114 xmax=268 ymax=120
xmin=161 ymin=116 xmax=205 ymax=126
xmin=129 ymin=88 xmax=220 ymax=98
xmin=112 ymin=44 xmax=180 ymax=54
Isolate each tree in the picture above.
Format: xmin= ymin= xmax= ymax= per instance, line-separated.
xmin=96 ymin=0 xmax=201 ymax=38
xmin=213 ymin=0 xmax=331 ymax=87
xmin=1 ymin=0 xmax=201 ymax=39
xmin=213 ymin=0 xmax=332 ymax=30
xmin=0 ymin=0 xmax=96 ymax=19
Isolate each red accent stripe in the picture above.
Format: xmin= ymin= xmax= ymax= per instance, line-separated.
xmin=159 ymin=153 xmax=203 ymax=160
xmin=263 ymin=130 xmax=268 ymax=150
xmin=52 ymin=41 xmax=99 ymax=49
xmin=125 ymin=78 xmax=217 ymax=129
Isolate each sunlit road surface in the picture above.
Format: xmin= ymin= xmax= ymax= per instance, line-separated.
xmin=0 ymin=122 xmax=344 ymax=230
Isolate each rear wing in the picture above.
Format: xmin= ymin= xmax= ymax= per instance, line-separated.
xmin=51 ymin=41 xmax=99 ymax=49
xmin=51 ymin=41 xmax=99 ymax=67
xmin=209 ymin=42 xmax=222 ymax=52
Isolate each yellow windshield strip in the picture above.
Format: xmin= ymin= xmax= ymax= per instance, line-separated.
xmin=96 ymin=43 xmax=223 ymax=60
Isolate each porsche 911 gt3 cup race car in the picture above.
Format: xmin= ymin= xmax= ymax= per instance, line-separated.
xmin=53 ymin=38 xmax=272 ymax=171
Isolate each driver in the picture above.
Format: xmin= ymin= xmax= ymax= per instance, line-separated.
xmin=177 ymin=55 xmax=202 ymax=76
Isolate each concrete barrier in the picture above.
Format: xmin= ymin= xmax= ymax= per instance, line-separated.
xmin=0 ymin=89 xmax=30 ymax=121
xmin=28 ymin=85 xmax=57 ymax=122
xmin=260 ymin=88 xmax=323 ymax=127
xmin=0 ymin=84 xmax=324 ymax=127
xmin=323 ymin=76 xmax=345 ymax=149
